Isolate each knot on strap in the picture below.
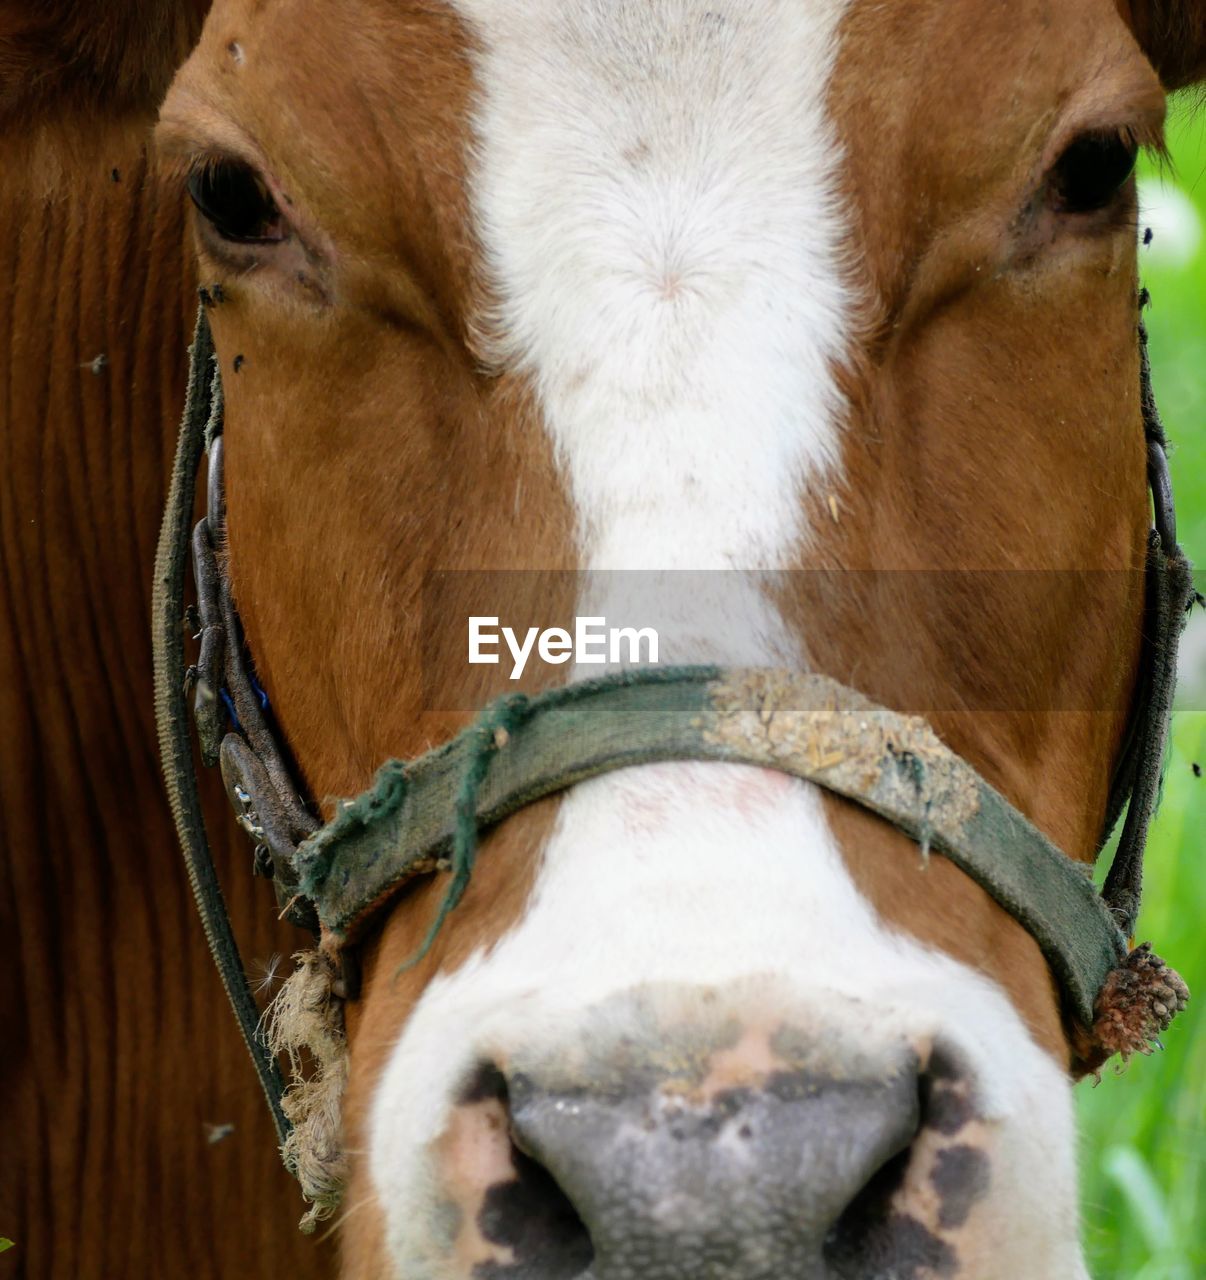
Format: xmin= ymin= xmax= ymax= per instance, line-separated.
xmin=1079 ymin=943 xmax=1189 ymax=1076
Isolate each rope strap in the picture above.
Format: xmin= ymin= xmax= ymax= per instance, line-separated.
xmin=1098 ymin=296 xmax=1200 ymax=937
xmin=151 ymin=305 xmax=291 ymax=1145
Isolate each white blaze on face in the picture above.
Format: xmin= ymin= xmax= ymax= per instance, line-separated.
xmin=463 ymin=0 xmax=853 ymax=665
xmin=369 ymin=2 xmax=1086 ymax=1275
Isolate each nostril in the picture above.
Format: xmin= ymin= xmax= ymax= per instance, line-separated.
xmin=822 ymin=1141 xmax=916 ymax=1275
xmin=820 ymin=1068 xmax=925 ymax=1275
xmin=478 ymin=1145 xmax=596 ymax=1277
xmin=448 ymin=1063 xmax=594 ymax=1279
xmin=823 ymin=1045 xmax=984 ymax=1279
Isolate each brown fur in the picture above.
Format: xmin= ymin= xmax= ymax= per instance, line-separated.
xmin=0 ymin=16 xmax=329 ymax=1275
xmin=0 ymin=0 xmax=209 ymax=120
xmin=1121 ymin=0 xmax=1206 ymax=87
xmin=338 ymin=802 xmax=559 ymax=1278
xmin=801 ymin=0 xmax=1165 ymax=1059
xmin=157 ymin=0 xmax=580 ymax=801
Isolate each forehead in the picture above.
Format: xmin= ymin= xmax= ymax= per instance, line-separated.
xmin=165 ymin=0 xmax=1158 ymax=310
xmin=176 ymin=0 xmax=1152 ymax=152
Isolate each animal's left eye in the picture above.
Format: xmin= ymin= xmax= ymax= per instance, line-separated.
xmin=1048 ymin=132 xmax=1138 ymax=215
xmin=187 ymin=159 xmax=286 ymax=244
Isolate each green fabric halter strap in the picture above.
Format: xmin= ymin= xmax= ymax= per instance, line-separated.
xmin=295 ymin=665 xmax=1126 ymax=1028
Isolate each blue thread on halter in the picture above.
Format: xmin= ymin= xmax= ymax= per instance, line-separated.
xmin=220 ymin=688 xmax=242 ymax=732
xmin=248 ymin=667 xmax=271 ymax=711
xmin=218 ymin=667 xmax=270 ymax=732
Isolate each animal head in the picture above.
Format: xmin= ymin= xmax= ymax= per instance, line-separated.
xmin=157 ymin=2 xmax=1205 ymax=1276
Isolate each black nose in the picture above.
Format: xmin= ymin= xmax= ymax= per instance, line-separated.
xmin=506 ymin=1057 xmax=922 ymax=1280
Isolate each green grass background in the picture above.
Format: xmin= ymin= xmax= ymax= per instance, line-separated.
xmin=1077 ymin=103 xmax=1206 ymax=1280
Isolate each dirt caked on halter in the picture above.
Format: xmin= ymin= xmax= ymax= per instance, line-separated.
xmin=153 ymin=289 xmax=1195 ymax=1228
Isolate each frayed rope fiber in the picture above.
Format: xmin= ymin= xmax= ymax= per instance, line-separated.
xmin=395 ymin=693 xmax=533 ymax=974
xmin=264 ymin=951 xmax=349 ymax=1232
xmin=1079 ymin=943 xmax=1190 ymax=1076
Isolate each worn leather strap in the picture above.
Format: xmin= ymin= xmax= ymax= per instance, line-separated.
xmin=294 ymin=666 xmax=1127 ymax=1027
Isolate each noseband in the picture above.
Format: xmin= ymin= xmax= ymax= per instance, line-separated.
xmin=152 ymin=291 xmax=1195 ymax=1219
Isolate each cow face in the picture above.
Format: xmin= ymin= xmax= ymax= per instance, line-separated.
xmin=158 ymin=2 xmax=1204 ymax=1276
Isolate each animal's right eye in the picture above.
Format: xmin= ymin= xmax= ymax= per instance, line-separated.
xmin=187 ymin=159 xmax=287 ymax=244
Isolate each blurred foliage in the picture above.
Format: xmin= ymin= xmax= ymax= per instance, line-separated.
xmin=1077 ymin=103 xmax=1206 ymax=1280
